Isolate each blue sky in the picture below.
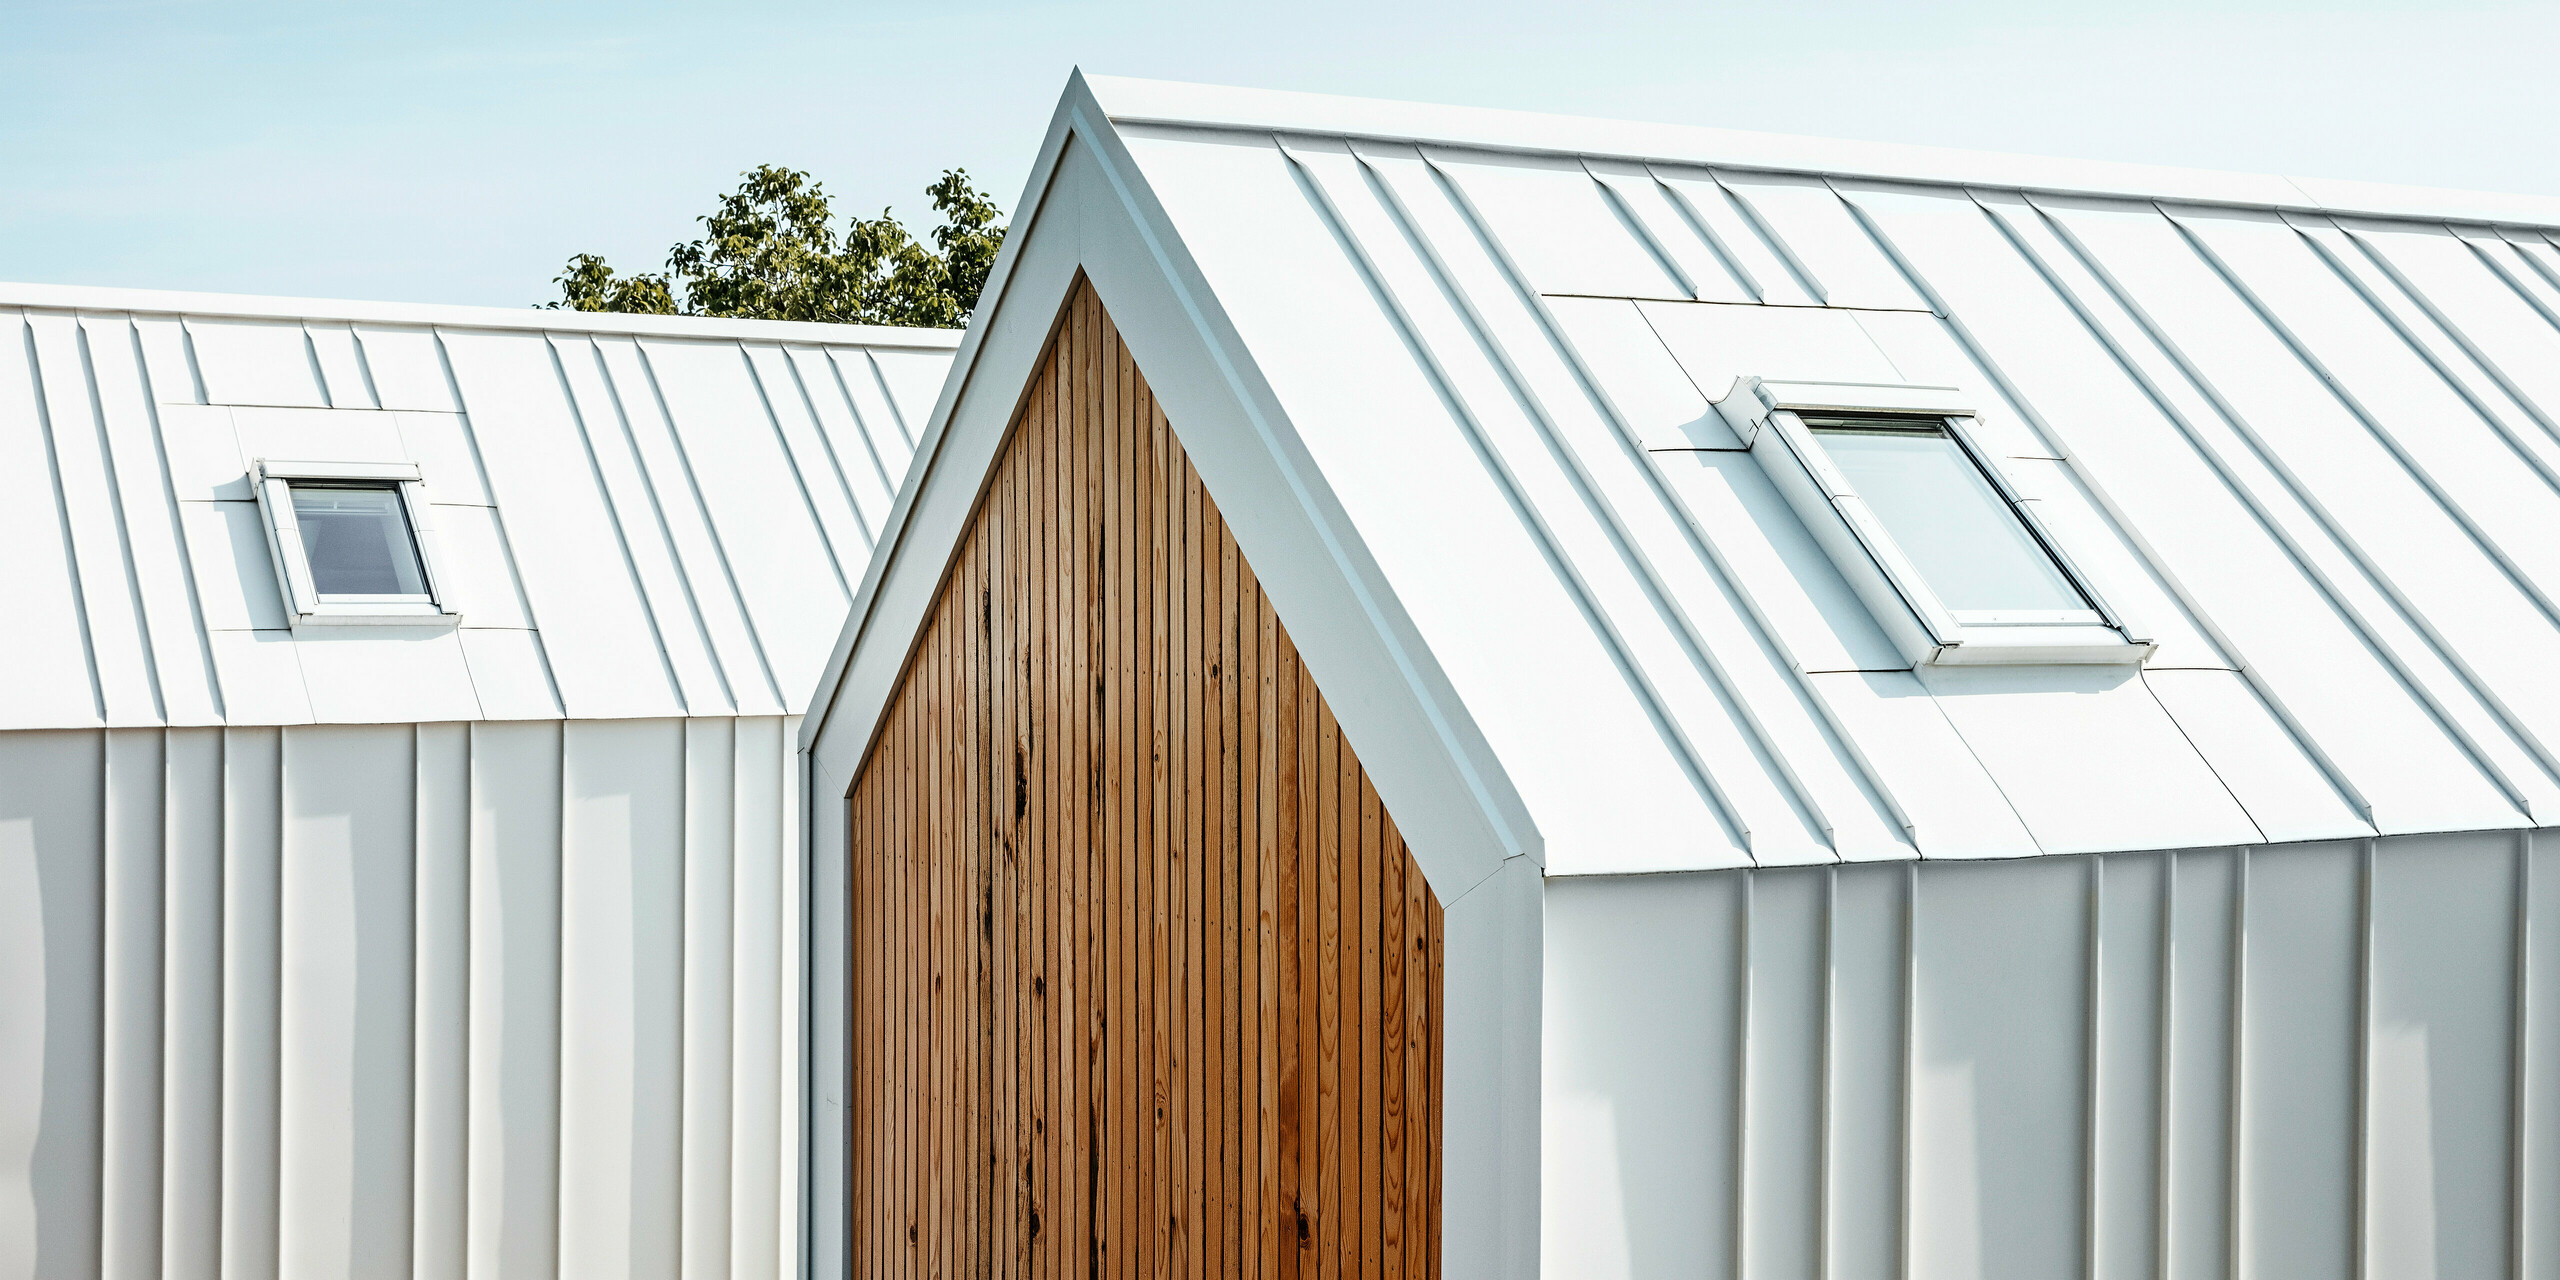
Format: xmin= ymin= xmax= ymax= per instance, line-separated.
xmin=5 ymin=0 xmax=2555 ymax=309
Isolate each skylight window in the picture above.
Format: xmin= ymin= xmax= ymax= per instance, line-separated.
xmin=1801 ymin=417 xmax=2095 ymax=621
xmin=253 ymin=459 xmax=456 ymax=625
xmin=1713 ymin=379 xmax=2149 ymax=666
xmin=291 ymin=484 xmax=431 ymax=599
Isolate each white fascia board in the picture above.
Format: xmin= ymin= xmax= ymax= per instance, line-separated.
xmin=1082 ymin=75 xmax=2560 ymax=233
xmin=0 ymin=280 xmax=964 ymax=349
xmin=802 ymin=69 xmax=1536 ymax=904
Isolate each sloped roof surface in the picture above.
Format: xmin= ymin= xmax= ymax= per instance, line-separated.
xmin=1084 ymin=77 xmax=2560 ymax=871
xmin=0 ymin=284 xmax=956 ymax=729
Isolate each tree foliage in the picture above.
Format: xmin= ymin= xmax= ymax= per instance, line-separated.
xmin=549 ymin=165 xmax=1005 ymax=327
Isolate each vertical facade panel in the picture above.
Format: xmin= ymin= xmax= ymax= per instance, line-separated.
xmin=2094 ymin=851 xmax=2167 ymax=1280
xmin=468 ymin=720 xmax=563 ymax=1280
xmin=2166 ymin=848 xmax=2239 ymax=1280
xmin=222 ymin=726 xmax=284 ymax=1279
xmin=1825 ymin=862 xmax=1907 ymax=1280
xmin=279 ymin=724 xmax=417 ymax=1278
xmin=1741 ymin=867 xmax=1824 ymax=1280
xmin=2527 ymin=832 xmax=2559 ymax=1280
xmin=841 ymin=284 xmax=1445 ymax=1274
xmin=2238 ymin=843 xmax=2362 ymax=1280
xmin=414 ymin=722 xmax=471 ymax=1280
xmin=730 ymin=717 xmax=787 ymax=1280
xmin=101 ymin=729 xmax=166 ymax=1280
xmin=160 ymin=727 xmax=225 ymax=1280
xmin=683 ymin=715 xmax=738 ymax=1280
xmin=0 ymin=731 xmax=105 ymax=1280
xmin=558 ymin=718 xmax=686 ymax=1280
xmin=2366 ymin=834 xmax=2519 ymax=1280
xmin=1908 ymin=856 xmax=2088 ymax=1280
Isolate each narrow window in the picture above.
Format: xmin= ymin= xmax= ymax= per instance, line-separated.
xmin=1801 ymin=417 xmax=2093 ymax=620
xmin=289 ymin=483 xmax=431 ymax=599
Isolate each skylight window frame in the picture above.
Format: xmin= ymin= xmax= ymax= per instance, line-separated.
xmin=1715 ymin=378 xmax=2152 ymax=667
xmin=252 ymin=458 xmax=459 ymax=627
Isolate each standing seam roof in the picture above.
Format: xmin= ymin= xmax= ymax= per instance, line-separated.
xmin=0 ymin=284 xmax=957 ymax=731
xmin=1081 ymin=78 xmax=2560 ymax=870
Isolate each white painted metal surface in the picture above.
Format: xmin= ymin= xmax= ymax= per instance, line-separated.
xmin=1067 ymin=75 xmax=2560 ymax=872
xmin=0 ymin=719 xmax=802 ymax=1280
xmin=1 ymin=284 xmax=956 ymax=1279
xmin=0 ymin=285 xmax=958 ymax=731
xmin=1545 ymin=832 xmax=2560 ymax=1280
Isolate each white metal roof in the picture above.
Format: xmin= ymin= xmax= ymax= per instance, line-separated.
xmin=811 ymin=74 xmax=2560 ymax=875
xmin=0 ymin=282 xmax=957 ymax=730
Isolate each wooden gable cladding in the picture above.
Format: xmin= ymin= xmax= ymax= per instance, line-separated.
xmin=844 ymin=279 xmax=1445 ymax=1279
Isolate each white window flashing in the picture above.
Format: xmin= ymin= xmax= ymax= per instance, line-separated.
xmin=1714 ymin=377 xmax=2152 ymax=667
xmin=252 ymin=457 xmax=459 ymax=627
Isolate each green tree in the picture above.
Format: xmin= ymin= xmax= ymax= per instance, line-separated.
xmin=549 ymin=165 xmax=1006 ymax=327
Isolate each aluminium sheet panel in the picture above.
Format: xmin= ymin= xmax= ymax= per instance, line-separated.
xmin=2171 ymin=206 xmax=2560 ymax=628
xmin=2139 ymin=669 xmax=2370 ymax=844
xmin=291 ymin=628 xmax=481 ymax=725
xmin=81 ymin=315 xmax=220 ymax=724
xmin=1645 ymin=449 xmax=1908 ymax=674
xmin=1849 ymin=183 xmax=2529 ymax=832
xmin=276 ymin=725 xmax=417 ymax=1272
xmin=465 ymin=720 xmax=564 ymax=1279
xmin=782 ymin=345 xmax=896 ymax=544
xmin=2236 ymin=843 xmax=2362 ymax=1280
xmin=2051 ymin=200 xmax=2560 ymax=788
xmin=742 ymin=344 xmax=871 ymax=568
xmin=2344 ymin=219 xmax=2560 ymax=432
xmin=639 ymin=337 xmax=848 ymax=705
xmin=1124 ymin=126 xmax=1718 ymax=873
xmin=391 ymin=412 xmax=492 ymax=506
xmin=1580 ymin=157 xmax=1753 ymax=303
xmin=27 ymin=311 xmax=160 ymax=726
xmin=226 ymin=405 xmax=408 ymax=470
xmin=185 ymin=317 xmax=327 ymax=408
xmin=1635 ymin=299 xmax=1902 ymax=408
xmin=205 ymin=632 xmax=311 ymax=725
xmin=426 ymin=504 xmax=531 ymax=630
xmin=1317 ymin=136 xmax=1790 ymax=864
xmin=132 ymin=314 xmax=200 ymax=405
xmin=303 ymin=322 xmax=376 ymax=410
xmin=159 ymin=404 xmax=252 ymax=501
xmin=557 ymin=718 xmax=687 ymax=1276
xmin=1804 ymin=670 xmax=2039 ymax=858
xmin=593 ymin=337 xmax=784 ymax=718
xmin=1542 ymin=296 xmax=1737 ymax=450
xmin=0 ymin=313 xmax=108 ymax=728
xmin=438 ymin=328 xmax=682 ymax=720
xmin=1712 ymin=170 xmax=1931 ymax=312
xmin=1913 ymin=664 xmax=2262 ymax=855
xmin=1356 ymin=138 xmax=1916 ymax=862
xmin=549 ymin=335 xmax=733 ymax=717
xmin=1423 ymin=146 xmax=1689 ymax=300
xmin=1649 ymin=166 xmax=1822 ymax=306
xmin=351 ymin=325 xmax=458 ymax=413
xmin=456 ymin=628 xmax=563 ymax=721
xmin=180 ymin=500 xmax=288 ymax=631
xmin=862 ymin=348 xmax=947 ymax=446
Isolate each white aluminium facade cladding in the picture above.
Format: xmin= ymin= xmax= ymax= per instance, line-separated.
xmin=0 ymin=284 xmax=956 ymax=1278
xmin=1079 ymin=77 xmax=2560 ymax=873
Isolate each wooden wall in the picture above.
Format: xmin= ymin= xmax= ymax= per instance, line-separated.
xmin=844 ymin=280 xmax=1444 ymax=1279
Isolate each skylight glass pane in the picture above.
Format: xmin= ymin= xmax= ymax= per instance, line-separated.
xmin=1809 ymin=419 xmax=2087 ymax=614
xmin=291 ymin=483 xmax=428 ymax=597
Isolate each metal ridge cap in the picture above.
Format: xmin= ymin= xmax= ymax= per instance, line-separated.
xmin=1083 ymin=74 xmax=2560 ymax=231
xmin=0 ymin=280 xmax=968 ymax=347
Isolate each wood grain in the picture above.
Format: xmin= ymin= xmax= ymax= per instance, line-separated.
xmin=844 ymin=281 xmax=1444 ymax=1277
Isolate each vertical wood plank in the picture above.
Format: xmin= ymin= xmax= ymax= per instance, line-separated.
xmin=839 ymin=283 xmax=1445 ymax=1278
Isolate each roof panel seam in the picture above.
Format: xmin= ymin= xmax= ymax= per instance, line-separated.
xmin=1330 ymin=138 xmax=1778 ymax=855
xmin=16 ymin=312 xmax=110 ymax=724
xmin=2160 ymin=211 xmax=2560 ymax=793
xmin=585 ymin=337 xmax=740 ymax=713
xmin=2023 ymin=197 xmax=2545 ymax=821
xmin=630 ymin=337 xmax=788 ymax=712
xmin=822 ymin=348 xmax=905 ymax=518
xmin=117 ymin=316 xmax=227 ymax=722
xmin=777 ymin=347 xmax=877 ymax=548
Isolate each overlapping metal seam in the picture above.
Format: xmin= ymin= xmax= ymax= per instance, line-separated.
xmin=1405 ymin=143 xmax=1830 ymax=857
xmin=1296 ymin=135 xmax=1756 ymax=858
xmin=2011 ymin=195 xmax=2542 ymax=825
